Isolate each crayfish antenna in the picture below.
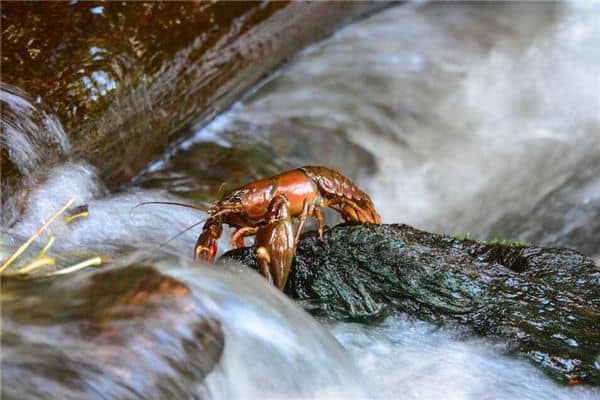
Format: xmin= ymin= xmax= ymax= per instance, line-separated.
xmin=130 ymin=201 xmax=213 ymax=251
xmin=161 ymin=217 xmax=211 ymax=247
xmin=210 ymin=208 xmax=234 ymax=219
xmin=216 ymin=182 xmax=230 ymax=199
xmin=132 ymin=201 xmax=210 ymax=212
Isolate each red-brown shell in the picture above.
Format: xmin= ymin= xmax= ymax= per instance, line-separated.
xmin=299 ymin=166 xmax=381 ymax=224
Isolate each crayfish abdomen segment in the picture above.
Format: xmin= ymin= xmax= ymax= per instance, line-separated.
xmin=300 ymin=166 xmax=381 ymax=224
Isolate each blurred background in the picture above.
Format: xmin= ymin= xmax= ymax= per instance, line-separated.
xmin=2 ymin=1 xmax=599 ymax=399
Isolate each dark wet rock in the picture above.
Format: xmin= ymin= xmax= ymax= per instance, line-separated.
xmin=1 ymin=266 xmax=224 ymax=399
xmin=1 ymin=2 xmax=384 ymax=197
xmin=222 ymin=223 xmax=600 ymax=385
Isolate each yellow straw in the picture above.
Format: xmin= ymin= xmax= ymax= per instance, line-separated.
xmin=48 ymin=256 xmax=102 ymax=276
xmin=13 ymin=256 xmax=56 ymax=275
xmin=35 ymin=235 xmax=56 ymax=259
xmin=63 ymin=210 xmax=89 ymax=224
xmin=0 ymin=198 xmax=75 ymax=273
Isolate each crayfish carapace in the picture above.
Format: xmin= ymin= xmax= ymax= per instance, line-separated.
xmin=195 ymin=166 xmax=381 ymax=289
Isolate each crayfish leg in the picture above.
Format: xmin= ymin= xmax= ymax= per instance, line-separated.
xmin=313 ymin=208 xmax=324 ymax=241
xmin=294 ymin=198 xmax=313 ymax=246
xmin=256 ymin=246 xmax=274 ymax=285
xmin=326 ymin=197 xmax=373 ymax=224
xmin=230 ymin=226 xmax=259 ymax=248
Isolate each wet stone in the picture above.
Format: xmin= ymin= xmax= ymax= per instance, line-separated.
xmin=1 ymin=266 xmax=224 ymax=400
xmin=222 ymin=223 xmax=600 ymax=386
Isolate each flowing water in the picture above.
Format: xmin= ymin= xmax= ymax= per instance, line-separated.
xmin=141 ymin=1 xmax=600 ymax=260
xmin=2 ymin=2 xmax=599 ymax=399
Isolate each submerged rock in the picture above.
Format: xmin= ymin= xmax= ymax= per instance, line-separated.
xmin=1 ymin=265 xmax=224 ymax=399
xmin=222 ymin=223 xmax=600 ymax=386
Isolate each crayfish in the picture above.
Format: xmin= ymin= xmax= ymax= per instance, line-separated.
xmin=195 ymin=166 xmax=381 ymax=289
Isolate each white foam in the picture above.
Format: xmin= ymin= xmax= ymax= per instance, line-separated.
xmin=7 ymin=162 xmax=211 ymax=256
xmin=1 ymin=83 xmax=71 ymax=175
xmin=330 ymin=315 xmax=598 ymax=400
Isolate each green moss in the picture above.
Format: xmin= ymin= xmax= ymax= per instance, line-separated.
xmin=453 ymin=232 xmax=472 ymax=240
xmin=453 ymin=232 xmax=527 ymax=246
xmin=479 ymin=237 xmax=528 ymax=246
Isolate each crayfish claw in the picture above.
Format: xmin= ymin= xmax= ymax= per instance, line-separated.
xmin=194 ymin=216 xmax=222 ymax=264
xmin=256 ymin=246 xmax=271 ymax=264
xmin=253 ymin=195 xmax=295 ymax=289
xmin=194 ymin=244 xmax=216 ymax=264
xmin=256 ymin=246 xmax=274 ymax=284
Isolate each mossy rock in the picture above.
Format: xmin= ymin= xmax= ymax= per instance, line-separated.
xmin=222 ymin=223 xmax=600 ymax=386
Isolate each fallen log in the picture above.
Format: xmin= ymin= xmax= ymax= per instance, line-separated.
xmin=1 ymin=2 xmax=384 ymax=199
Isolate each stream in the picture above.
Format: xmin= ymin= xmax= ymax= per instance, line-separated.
xmin=2 ymin=2 xmax=599 ymax=399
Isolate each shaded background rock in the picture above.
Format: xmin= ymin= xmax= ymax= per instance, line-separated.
xmin=222 ymin=223 xmax=600 ymax=385
xmin=1 ymin=265 xmax=224 ymax=400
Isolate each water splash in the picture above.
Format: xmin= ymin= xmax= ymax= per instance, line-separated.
xmin=1 ymin=249 xmax=369 ymax=400
xmin=5 ymin=162 xmax=211 ymax=257
xmin=330 ymin=315 xmax=598 ymax=400
xmin=0 ymin=83 xmax=70 ymax=175
xmin=169 ymin=264 xmax=368 ymax=399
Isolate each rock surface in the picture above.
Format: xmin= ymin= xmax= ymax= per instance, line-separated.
xmin=1 ymin=266 xmax=224 ymax=399
xmin=222 ymin=223 xmax=600 ymax=385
